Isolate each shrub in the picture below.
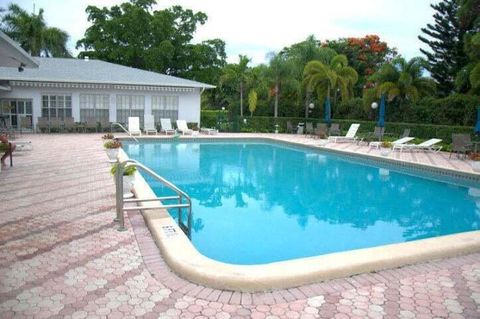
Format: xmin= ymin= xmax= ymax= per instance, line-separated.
xmin=110 ymin=163 xmax=136 ymax=176
xmin=470 ymin=153 xmax=480 ymax=161
xmin=104 ymin=140 xmax=122 ymax=149
xmin=102 ymin=133 xmax=115 ymax=140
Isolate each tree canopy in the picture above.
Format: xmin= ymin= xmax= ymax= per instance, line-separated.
xmin=76 ymin=0 xmax=226 ymax=81
xmin=418 ymin=0 xmax=469 ymax=96
xmin=0 ymin=3 xmax=71 ymax=57
xmin=365 ymin=57 xmax=436 ymax=105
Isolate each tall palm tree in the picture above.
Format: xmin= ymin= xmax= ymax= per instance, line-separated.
xmin=368 ymin=57 xmax=436 ymax=103
xmin=267 ymin=52 xmax=295 ymax=118
xmin=303 ymin=54 xmax=358 ymax=120
xmin=1 ymin=3 xmax=71 ymax=57
xmin=455 ymin=32 xmax=480 ymax=94
xmin=220 ymin=55 xmax=250 ymax=117
xmin=283 ymin=36 xmax=338 ymax=117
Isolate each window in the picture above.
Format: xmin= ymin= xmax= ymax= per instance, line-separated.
xmin=151 ymin=95 xmax=179 ymax=124
xmin=80 ymin=94 xmax=109 ymax=123
xmin=0 ymin=99 xmax=33 ymax=130
xmin=116 ymin=95 xmax=145 ymax=127
xmin=41 ymin=94 xmax=72 ymax=120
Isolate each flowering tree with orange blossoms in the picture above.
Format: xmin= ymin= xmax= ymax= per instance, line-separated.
xmin=325 ymin=35 xmax=397 ymax=95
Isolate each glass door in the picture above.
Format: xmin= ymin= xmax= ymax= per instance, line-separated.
xmin=0 ymin=99 xmax=33 ymax=130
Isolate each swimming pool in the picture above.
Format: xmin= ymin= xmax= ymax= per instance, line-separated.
xmin=123 ymin=139 xmax=480 ymax=265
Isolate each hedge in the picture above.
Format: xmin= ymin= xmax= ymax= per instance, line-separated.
xmin=201 ymin=111 xmax=476 ymax=144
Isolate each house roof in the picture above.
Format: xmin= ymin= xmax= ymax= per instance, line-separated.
xmin=0 ymin=57 xmax=215 ymax=89
xmin=0 ymin=31 xmax=39 ymax=68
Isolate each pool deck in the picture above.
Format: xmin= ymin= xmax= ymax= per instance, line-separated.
xmin=1 ymin=133 xmax=480 ymax=318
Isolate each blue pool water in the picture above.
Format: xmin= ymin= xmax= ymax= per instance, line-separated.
xmin=123 ymin=140 xmax=480 ymax=265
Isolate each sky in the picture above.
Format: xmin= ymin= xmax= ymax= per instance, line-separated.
xmin=4 ymin=0 xmax=440 ymax=64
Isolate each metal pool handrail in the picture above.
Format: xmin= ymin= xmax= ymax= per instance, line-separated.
xmin=111 ymin=122 xmax=139 ymax=142
xmin=114 ymin=159 xmax=192 ymax=238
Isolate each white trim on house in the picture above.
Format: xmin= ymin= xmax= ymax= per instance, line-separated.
xmin=10 ymin=80 xmax=196 ymax=92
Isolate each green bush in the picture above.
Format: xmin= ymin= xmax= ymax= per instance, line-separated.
xmin=104 ymin=140 xmax=122 ymax=149
xmin=110 ymin=163 xmax=136 ymax=176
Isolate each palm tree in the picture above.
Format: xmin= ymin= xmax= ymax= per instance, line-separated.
xmin=368 ymin=57 xmax=436 ymax=103
xmin=220 ymin=55 xmax=250 ymax=117
xmin=1 ymin=3 xmax=71 ymax=57
xmin=267 ymin=52 xmax=295 ymax=118
xmin=455 ymin=32 xmax=480 ymax=94
xmin=303 ymin=54 xmax=358 ymax=121
xmin=283 ymin=36 xmax=338 ymax=117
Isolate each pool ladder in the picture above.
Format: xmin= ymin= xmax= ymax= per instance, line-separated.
xmin=111 ymin=122 xmax=139 ymax=142
xmin=114 ymin=159 xmax=192 ymax=238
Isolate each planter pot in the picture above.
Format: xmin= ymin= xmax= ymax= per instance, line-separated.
xmin=106 ymin=148 xmax=119 ymax=160
xmin=472 ymin=161 xmax=480 ymax=172
xmin=380 ymin=148 xmax=390 ymax=157
xmin=123 ymin=175 xmax=134 ymax=193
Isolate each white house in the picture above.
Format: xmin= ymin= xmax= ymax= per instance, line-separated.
xmin=0 ymin=55 xmax=214 ymax=132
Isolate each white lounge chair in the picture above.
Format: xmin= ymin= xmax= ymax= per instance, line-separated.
xmin=128 ymin=117 xmax=142 ymax=136
xmin=200 ymin=127 xmax=218 ymax=135
xmin=160 ymin=118 xmax=176 ymax=135
xmin=328 ymin=123 xmax=360 ymax=143
xmin=369 ymin=137 xmax=415 ymax=150
xmin=176 ymin=120 xmax=193 ymax=135
xmin=144 ymin=114 xmax=157 ymax=135
xmin=9 ymin=139 xmax=33 ymax=151
xmin=393 ymin=138 xmax=443 ymax=152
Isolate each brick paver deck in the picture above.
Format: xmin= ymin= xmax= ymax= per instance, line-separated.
xmin=1 ymin=133 xmax=479 ymax=319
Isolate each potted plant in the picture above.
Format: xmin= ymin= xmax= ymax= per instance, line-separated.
xmin=469 ymin=153 xmax=480 ymax=172
xmin=111 ymin=163 xmax=137 ymax=195
xmin=104 ymin=139 xmax=122 ymax=160
xmin=102 ymin=133 xmax=115 ymax=140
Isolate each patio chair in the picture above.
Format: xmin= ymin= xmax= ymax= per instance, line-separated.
xmin=49 ymin=118 xmax=61 ymax=132
xmin=200 ymin=127 xmax=218 ymax=135
xmin=99 ymin=120 xmax=111 ymax=132
xmin=19 ymin=116 xmax=32 ymax=134
xmin=328 ymin=123 xmax=360 ymax=143
xmin=400 ymin=128 xmax=411 ymax=138
xmin=160 ymin=118 xmax=176 ymax=135
xmin=176 ymin=120 xmax=194 ymax=135
xmin=64 ymin=117 xmax=75 ymax=132
xmin=313 ymin=123 xmax=328 ymax=139
xmin=128 ymin=117 xmax=142 ymax=136
xmin=369 ymin=136 xmax=415 ymax=150
xmin=305 ymin=122 xmax=314 ymax=136
xmin=85 ymin=117 xmax=98 ymax=132
xmin=286 ymin=121 xmax=295 ymax=134
xmin=329 ymin=123 xmax=341 ymax=136
xmin=371 ymin=126 xmax=385 ymax=141
xmin=450 ymin=134 xmax=473 ymax=159
xmin=393 ymin=138 xmax=443 ymax=153
xmin=144 ymin=114 xmax=157 ymax=135
xmin=37 ymin=117 xmax=49 ymax=133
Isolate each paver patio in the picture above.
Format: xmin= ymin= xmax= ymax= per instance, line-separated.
xmin=1 ymin=133 xmax=479 ymax=319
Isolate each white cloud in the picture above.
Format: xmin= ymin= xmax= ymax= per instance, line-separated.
xmin=6 ymin=0 xmax=439 ymax=64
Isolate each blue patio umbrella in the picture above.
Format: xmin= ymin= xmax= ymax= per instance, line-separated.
xmin=475 ymin=106 xmax=480 ymax=135
xmin=378 ymin=95 xmax=386 ymax=127
xmin=324 ymin=99 xmax=331 ymax=124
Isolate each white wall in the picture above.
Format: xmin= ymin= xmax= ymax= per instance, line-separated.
xmin=0 ymin=85 xmax=203 ymax=130
xmin=178 ymin=88 xmax=201 ymax=124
